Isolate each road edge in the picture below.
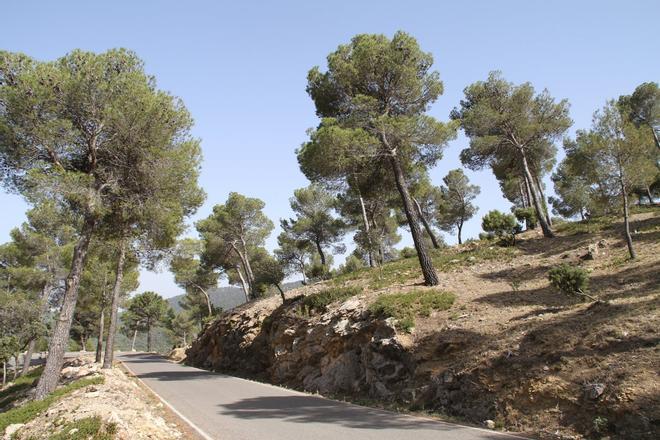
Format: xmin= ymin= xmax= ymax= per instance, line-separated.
xmin=119 ymin=357 xmax=215 ymax=440
xmin=120 ymin=353 xmax=530 ymax=439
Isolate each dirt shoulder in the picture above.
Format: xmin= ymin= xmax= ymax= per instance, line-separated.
xmin=6 ymin=355 xmax=186 ymax=439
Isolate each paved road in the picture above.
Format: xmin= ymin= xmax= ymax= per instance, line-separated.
xmin=119 ymin=353 xmax=525 ymax=440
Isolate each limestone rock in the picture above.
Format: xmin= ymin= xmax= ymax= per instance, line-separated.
xmin=3 ymin=423 xmax=24 ymax=440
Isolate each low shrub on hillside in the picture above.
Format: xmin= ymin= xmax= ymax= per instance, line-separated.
xmin=481 ymin=210 xmax=519 ymax=246
xmin=514 ymin=207 xmax=538 ymax=229
xmin=300 ymin=286 xmax=362 ymax=314
xmin=50 ymin=416 xmax=117 ymax=440
xmin=0 ymin=366 xmax=43 ymax=409
xmin=369 ymin=290 xmax=456 ymax=332
xmin=548 ymin=264 xmax=590 ymax=298
xmin=0 ymin=375 xmax=104 ymax=432
xmin=399 ymin=247 xmax=417 ymax=259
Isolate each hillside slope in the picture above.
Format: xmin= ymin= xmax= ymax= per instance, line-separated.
xmin=187 ymin=210 xmax=659 ymax=439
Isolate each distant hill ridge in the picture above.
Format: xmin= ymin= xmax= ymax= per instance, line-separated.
xmin=167 ymin=281 xmax=303 ymax=313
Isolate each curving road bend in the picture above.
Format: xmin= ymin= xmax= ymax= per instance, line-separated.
xmin=119 ymin=353 xmax=526 ymax=440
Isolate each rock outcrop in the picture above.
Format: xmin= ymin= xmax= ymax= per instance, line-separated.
xmin=187 ymin=293 xmax=415 ymax=400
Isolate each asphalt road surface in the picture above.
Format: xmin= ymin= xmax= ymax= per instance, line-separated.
xmin=119 ymin=353 xmax=525 ymax=440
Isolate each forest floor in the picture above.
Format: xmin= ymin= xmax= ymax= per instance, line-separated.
xmin=187 ymin=207 xmax=659 ymax=439
xmin=0 ymin=355 xmax=190 ymax=439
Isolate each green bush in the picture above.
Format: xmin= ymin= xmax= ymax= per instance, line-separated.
xmin=548 ymin=264 xmax=590 ymax=297
xmin=369 ymin=290 xmax=455 ymax=332
xmin=399 ymin=247 xmax=417 ymax=259
xmin=481 ymin=210 xmax=519 ymax=245
xmin=0 ymin=367 xmax=43 ymax=409
xmin=337 ymin=255 xmax=366 ymax=275
xmin=301 ymin=286 xmax=362 ymax=314
xmin=0 ymin=376 xmax=104 ymax=432
xmin=514 ymin=207 xmax=538 ymax=229
xmin=50 ymin=416 xmax=117 ymax=440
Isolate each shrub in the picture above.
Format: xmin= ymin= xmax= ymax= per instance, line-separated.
xmin=548 ymin=264 xmax=590 ymax=298
xmin=0 ymin=376 xmax=104 ymax=432
xmin=50 ymin=416 xmax=117 ymax=440
xmin=337 ymin=255 xmax=366 ymax=275
xmin=369 ymin=290 xmax=455 ymax=332
xmin=301 ymin=286 xmax=362 ymax=314
xmin=481 ymin=210 xmax=519 ymax=245
xmin=399 ymin=247 xmax=417 ymax=259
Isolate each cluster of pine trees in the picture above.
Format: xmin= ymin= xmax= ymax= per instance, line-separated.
xmin=0 ymin=32 xmax=657 ymax=399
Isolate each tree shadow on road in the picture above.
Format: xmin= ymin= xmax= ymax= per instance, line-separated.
xmin=216 ymin=395 xmax=519 ymax=438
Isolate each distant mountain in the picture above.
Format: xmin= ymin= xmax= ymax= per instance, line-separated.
xmin=167 ymin=281 xmax=303 ymax=313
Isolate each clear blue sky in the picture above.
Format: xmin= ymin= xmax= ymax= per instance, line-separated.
xmin=1 ymin=1 xmax=658 ymax=298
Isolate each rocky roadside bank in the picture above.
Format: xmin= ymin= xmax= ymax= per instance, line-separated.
xmin=4 ymin=356 xmax=184 ymax=440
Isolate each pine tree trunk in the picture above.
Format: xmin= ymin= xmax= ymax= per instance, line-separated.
xmin=194 ymin=284 xmax=213 ymax=317
xmin=275 ymin=283 xmax=286 ymax=302
xmin=520 ymin=153 xmax=554 ymax=238
xmin=413 ymin=196 xmax=441 ymax=249
xmin=131 ymin=329 xmax=137 ymax=352
xmin=299 ymin=261 xmax=307 ymax=285
xmin=232 ymin=243 xmax=255 ymax=297
xmin=236 ymin=265 xmax=250 ymax=302
xmin=647 ymin=186 xmax=654 ymax=205
xmin=95 ymin=308 xmax=105 ymax=363
xmin=35 ymin=216 xmax=96 ymax=400
xmin=620 ymin=177 xmax=636 ymax=259
xmin=102 ymin=239 xmax=126 ymax=369
xmin=458 ymin=221 xmax=463 ymax=245
xmin=533 ymin=173 xmax=553 ymax=227
xmin=13 ymin=355 xmax=19 ymax=380
xmin=314 ymin=240 xmax=327 ymax=266
xmin=357 ymin=191 xmax=375 ymax=267
xmin=389 ymin=154 xmax=439 ymax=285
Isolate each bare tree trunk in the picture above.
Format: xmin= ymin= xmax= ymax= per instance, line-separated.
xmin=80 ymin=335 xmax=86 ymax=352
xmin=236 ymin=265 xmax=250 ymax=302
xmin=357 ymin=191 xmax=375 ymax=267
xmin=194 ymin=284 xmax=213 ymax=317
xmin=13 ymin=355 xmax=19 ymax=380
xmin=102 ymin=239 xmax=126 ymax=369
xmin=35 ymin=216 xmax=96 ymax=400
xmin=647 ymin=186 xmax=654 ymax=205
xmin=314 ymin=240 xmax=327 ymax=266
xmin=21 ymin=282 xmax=52 ymax=376
xmin=533 ymin=173 xmax=553 ymax=227
xmin=520 ymin=153 xmax=554 ymax=238
xmin=389 ymin=154 xmax=439 ymax=285
xmin=95 ymin=308 xmax=105 ymax=363
xmin=298 ymin=260 xmax=307 ymax=285
xmin=413 ymin=196 xmax=441 ymax=249
xmin=620 ymin=177 xmax=636 ymax=259
xmin=232 ymin=243 xmax=255 ymax=296
xmin=131 ymin=329 xmax=138 ymax=352
xmin=458 ymin=221 xmax=463 ymax=245
xmin=275 ymin=283 xmax=286 ymax=302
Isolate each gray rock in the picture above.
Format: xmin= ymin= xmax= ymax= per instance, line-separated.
xmin=584 ymin=383 xmax=605 ymax=399
xmin=484 ymin=419 xmax=496 ymax=429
